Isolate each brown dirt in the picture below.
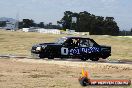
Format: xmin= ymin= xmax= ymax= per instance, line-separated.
xmin=0 ymin=58 xmax=131 ymax=88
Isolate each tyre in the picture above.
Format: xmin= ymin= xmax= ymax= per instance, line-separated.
xmin=102 ymin=55 xmax=108 ymax=59
xmin=101 ymin=53 xmax=110 ymax=59
xmin=48 ymin=53 xmax=54 ymax=59
xmin=80 ymin=57 xmax=88 ymax=61
xmin=60 ymin=57 xmax=66 ymax=60
xmin=90 ymin=57 xmax=99 ymax=61
xmin=48 ymin=57 xmax=54 ymax=59
xmin=39 ymin=54 xmax=44 ymax=59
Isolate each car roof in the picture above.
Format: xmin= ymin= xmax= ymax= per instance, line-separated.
xmin=62 ymin=36 xmax=92 ymax=40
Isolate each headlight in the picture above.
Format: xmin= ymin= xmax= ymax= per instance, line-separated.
xmin=42 ymin=45 xmax=47 ymax=49
xmin=36 ymin=47 xmax=41 ymax=51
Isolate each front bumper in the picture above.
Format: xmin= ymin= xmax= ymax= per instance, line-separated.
xmin=31 ymin=53 xmax=40 ymax=58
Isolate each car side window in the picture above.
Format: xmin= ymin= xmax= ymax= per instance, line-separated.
xmin=80 ymin=39 xmax=89 ymax=47
xmin=88 ymin=40 xmax=94 ymax=47
xmin=80 ymin=39 xmax=94 ymax=47
xmin=65 ymin=38 xmax=79 ymax=47
xmin=72 ymin=39 xmax=79 ymax=47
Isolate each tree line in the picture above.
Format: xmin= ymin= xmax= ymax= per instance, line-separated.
xmin=0 ymin=11 xmax=121 ymax=35
xmin=0 ymin=19 xmax=61 ymax=29
xmin=18 ymin=19 xmax=61 ymax=29
xmin=58 ymin=11 xmax=120 ymax=35
xmin=0 ymin=21 xmax=6 ymax=27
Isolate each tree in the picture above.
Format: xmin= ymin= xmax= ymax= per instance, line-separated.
xmin=22 ymin=19 xmax=35 ymax=28
xmin=78 ymin=11 xmax=91 ymax=32
xmin=58 ymin=11 xmax=120 ymax=35
xmin=0 ymin=21 xmax=6 ymax=27
xmin=38 ymin=22 xmax=44 ymax=28
xmin=90 ymin=16 xmax=104 ymax=35
xmin=18 ymin=21 xmax=23 ymax=29
xmin=103 ymin=17 xmax=119 ymax=35
xmin=57 ymin=11 xmax=73 ymax=30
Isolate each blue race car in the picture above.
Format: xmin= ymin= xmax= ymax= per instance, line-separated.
xmin=31 ymin=37 xmax=111 ymax=61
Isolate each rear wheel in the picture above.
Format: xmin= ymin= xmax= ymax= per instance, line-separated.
xmin=48 ymin=56 xmax=54 ymax=59
xmin=101 ymin=53 xmax=110 ymax=59
xmin=102 ymin=55 xmax=109 ymax=59
xmin=90 ymin=57 xmax=99 ymax=61
xmin=80 ymin=57 xmax=88 ymax=61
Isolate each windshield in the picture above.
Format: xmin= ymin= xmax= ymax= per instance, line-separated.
xmin=55 ymin=38 xmax=67 ymax=44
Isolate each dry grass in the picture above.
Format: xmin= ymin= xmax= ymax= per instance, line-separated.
xmin=0 ymin=30 xmax=132 ymax=60
xmin=91 ymin=35 xmax=132 ymax=60
xmin=0 ymin=30 xmax=65 ymax=55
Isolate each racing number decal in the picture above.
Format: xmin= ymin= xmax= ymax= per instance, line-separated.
xmin=61 ymin=47 xmax=68 ymax=55
xmin=61 ymin=47 xmax=100 ymax=55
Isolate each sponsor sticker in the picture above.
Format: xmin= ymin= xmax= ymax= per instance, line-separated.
xmin=61 ymin=47 xmax=100 ymax=55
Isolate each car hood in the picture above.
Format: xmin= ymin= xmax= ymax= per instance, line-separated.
xmin=33 ymin=43 xmax=61 ymax=47
xmin=39 ymin=43 xmax=55 ymax=45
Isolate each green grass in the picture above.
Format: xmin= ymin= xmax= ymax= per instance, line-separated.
xmin=0 ymin=30 xmax=132 ymax=60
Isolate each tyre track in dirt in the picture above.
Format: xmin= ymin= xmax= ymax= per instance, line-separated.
xmin=0 ymin=54 xmax=132 ymax=64
xmin=14 ymin=58 xmax=132 ymax=71
xmin=0 ymin=54 xmax=132 ymax=71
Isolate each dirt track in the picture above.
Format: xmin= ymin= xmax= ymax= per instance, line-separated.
xmin=0 ymin=58 xmax=132 ymax=88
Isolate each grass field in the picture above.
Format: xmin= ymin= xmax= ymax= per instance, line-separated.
xmin=0 ymin=30 xmax=132 ymax=88
xmin=0 ymin=30 xmax=132 ymax=60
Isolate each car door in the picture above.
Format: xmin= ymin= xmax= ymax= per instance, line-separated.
xmin=61 ymin=38 xmax=80 ymax=57
xmin=79 ymin=38 xmax=100 ymax=55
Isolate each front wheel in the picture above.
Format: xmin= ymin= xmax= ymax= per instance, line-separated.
xmin=48 ymin=53 xmax=54 ymax=59
xmin=90 ymin=57 xmax=99 ymax=61
xmin=39 ymin=54 xmax=45 ymax=59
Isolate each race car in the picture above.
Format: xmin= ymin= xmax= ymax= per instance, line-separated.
xmin=31 ymin=37 xmax=111 ymax=61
